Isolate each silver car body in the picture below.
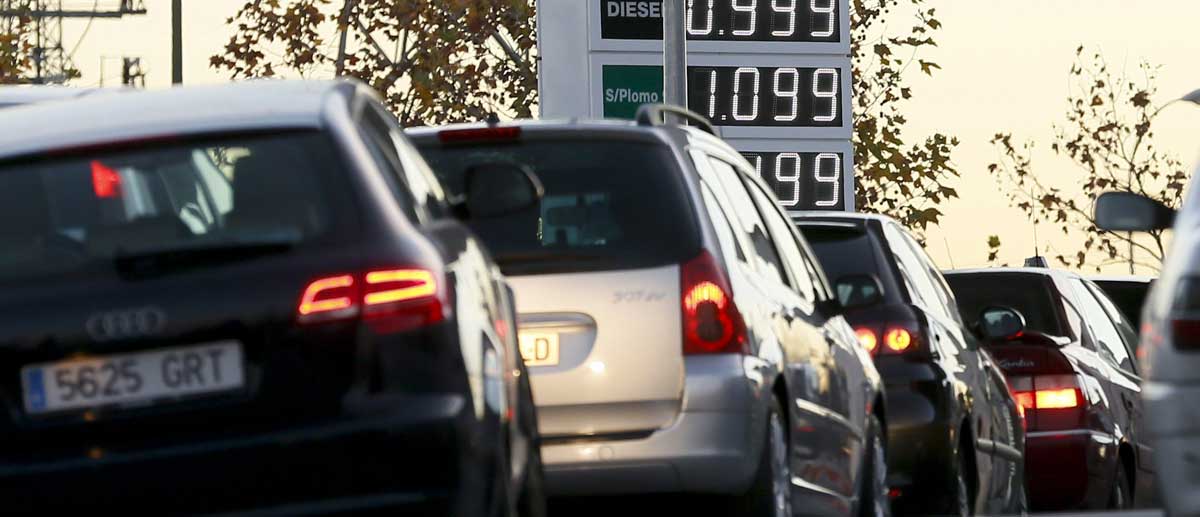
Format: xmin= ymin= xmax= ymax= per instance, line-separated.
xmin=408 ymin=120 xmax=885 ymax=513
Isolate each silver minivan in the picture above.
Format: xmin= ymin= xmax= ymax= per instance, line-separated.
xmin=410 ymin=107 xmax=887 ymax=516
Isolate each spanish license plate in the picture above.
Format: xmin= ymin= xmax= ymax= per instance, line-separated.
xmin=21 ymin=341 xmax=245 ymax=415
xmin=518 ymin=331 xmax=560 ymax=367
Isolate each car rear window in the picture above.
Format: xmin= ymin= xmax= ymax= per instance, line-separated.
xmin=945 ymin=273 xmax=1068 ymax=337
xmin=1093 ymin=280 xmax=1151 ymax=328
xmin=797 ymin=223 xmax=902 ymax=303
xmin=0 ymin=132 xmax=354 ymax=285
xmin=416 ymin=138 xmax=700 ymax=275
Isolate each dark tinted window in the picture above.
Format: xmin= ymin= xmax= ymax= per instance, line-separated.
xmin=0 ymin=132 xmax=353 ymax=285
xmin=944 ymin=273 xmax=1069 ymax=337
xmin=745 ymin=179 xmax=815 ymax=300
xmin=799 ymin=223 xmax=896 ymax=305
xmin=417 ymin=139 xmax=699 ymax=275
xmin=706 ymin=158 xmax=788 ymax=286
xmin=1072 ymin=279 xmax=1134 ymax=371
xmin=1093 ymin=280 xmax=1151 ymax=328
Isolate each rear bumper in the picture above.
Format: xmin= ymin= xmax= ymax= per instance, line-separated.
xmin=877 ymin=370 xmax=955 ymax=512
xmin=1024 ymin=429 xmax=1118 ymax=511
xmin=541 ymin=354 xmax=759 ymax=496
xmin=0 ymin=393 xmax=474 ymax=515
xmin=1144 ymin=380 xmax=1200 ymax=514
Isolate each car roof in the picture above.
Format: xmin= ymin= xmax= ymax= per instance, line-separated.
xmin=405 ymin=116 xmax=718 ymax=145
xmin=0 ymin=80 xmax=356 ymax=160
xmin=1089 ymin=275 xmax=1155 ymax=284
xmin=944 ymin=267 xmax=1082 ymax=280
xmin=790 ymin=211 xmax=897 ymax=225
xmin=0 ymin=85 xmax=115 ymax=107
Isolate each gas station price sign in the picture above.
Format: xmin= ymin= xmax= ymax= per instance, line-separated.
xmin=538 ymin=0 xmax=854 ymax=212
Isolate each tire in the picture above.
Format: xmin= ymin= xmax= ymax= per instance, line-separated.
xmin=1108 ymin=464 xmax=1131 ymax=510
xmin=857 ymin=414 xmax=891 ymax=517
xmin=515 ymin=362 xmax=547 ymax=517
xmin=944 ymin=443 xmax=973 ymax=517
xmin=733 ymin=396 xmax=792 ymax=517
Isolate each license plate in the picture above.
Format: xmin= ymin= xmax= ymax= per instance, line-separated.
xmin=21 ymin=341 xmax=245 ymax=415
xmin=518 ymin=332 xmax=560 ymax=367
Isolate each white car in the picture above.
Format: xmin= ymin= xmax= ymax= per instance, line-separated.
xmin=0 ymin=85 xmax=111 ymax=109
xmin=1096 ymin=182 xmax=1200 ymax=513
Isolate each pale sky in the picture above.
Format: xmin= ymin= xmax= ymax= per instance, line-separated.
xmin=56 ymin=0 xmax=1200 ymax=274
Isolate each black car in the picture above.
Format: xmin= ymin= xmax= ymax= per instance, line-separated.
xmin=794 ymin=213 xmax=1026 ymax=516
xmin=410 ymin=107 xmax=889 ymax=516
xmin=0 ymin=80 xmax=544 ymax=515
xmin=945 ymin=268 xmax=1154 ymax=511
xmin=1091 ymin=275 xmax=1154 ymax=329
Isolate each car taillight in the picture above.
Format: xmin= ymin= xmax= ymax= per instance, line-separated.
xmin=884 ymin=328 xmax=913 ymax=352
xmin=298 ymin=268 xmax=446 ymax=333
xmin=91 ymin=160 xmax=121 ymax=198
xmin=1009 ymin=374 xmax=1084 ymax=431
xmin=1170 ymin=319 xmax=1200 ymax=350
xmin=681 ymin=250 xmax=747 ymax=355
xmin=855 ymin=327 xmax=878 ymax=353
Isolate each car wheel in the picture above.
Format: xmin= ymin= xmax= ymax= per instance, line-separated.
xmin=515 ymin=363 xmax=547 ymax=517
xmin=857 ymin=413 xmax=891 ymax=517
xmin=944 ymin=443 xmax=973 ymax=517
xmin=734 ymin=396 xmax=792 ymax=517
xmin=1108 ymin=464 xmax=1131 ymax=510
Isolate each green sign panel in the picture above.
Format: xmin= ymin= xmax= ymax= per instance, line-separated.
xmin=601 ymin=65 xmax=663 ymax=119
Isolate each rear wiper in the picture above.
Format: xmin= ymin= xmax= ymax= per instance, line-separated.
xmin=114 ymin=241 xmax=296 ymax=277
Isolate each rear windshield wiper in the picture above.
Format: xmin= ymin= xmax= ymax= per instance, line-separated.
xmin=114 ymin=241 xmax=296 ymax=278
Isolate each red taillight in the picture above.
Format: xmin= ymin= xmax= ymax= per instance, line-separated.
xmin=91 ymin=160 xmax=121 ymax=198
xmin=298 ymin=268 xmax=445 ymax=333
xmin=884 ymin=328 xmax=912 ymax=352
xmin=1170 ymin=319 xmax=1200 ymax=350
xmin=298 ymin=274 xmax=357 ymax=319
xmin=437 ymin=126 xmax=521 ymax=144
xmin=681 ymin=251 xmax=747 ymax=355
xmin=855 ymin=327 xmax=878 ymax=353
xmin=1009 ymin=374 xmax=1084 ymax=431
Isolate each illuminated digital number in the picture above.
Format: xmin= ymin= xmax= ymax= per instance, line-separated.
xmin=812 ymin=68 xmax=838 ymax=122
xmin=732 ymin=0 xmax=757 ymax=37
xmin=705 ymin=69 xmax=718 ymax=118
xmin=731 ymin=67 xmax=760 ymax=121
xmin=687 ymin=0 xmax=714 ymax=36
xmin=744 ymin=153 xmax=763 ymax=177
xmin=773 ymin=68 xmax=799 ymax=122
xmin=771 ymin=0 xmax=797 ymax=37
xmin=810 ymin=0 xmax=835 ymax=37
xmin=774 ymin=153 xmax=802 ymax=207
xmin=814 ymin=153 xmax=841 ymax=207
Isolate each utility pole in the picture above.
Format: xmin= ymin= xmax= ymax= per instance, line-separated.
xmin=171 ymin=0 xmax=182 ymax=84
xmin=662 ymin=0 xmax=687 ymax=115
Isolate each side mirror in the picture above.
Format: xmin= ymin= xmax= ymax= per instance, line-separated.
xmin=978 ymin=306 xmax=1026 ymax=341
xmin=458 ymin=162 xmax=544 ymax=219
xmin=833 ymin=274 xmax=885 ymax=310
xmin=1094 ymin=191 xmax=1175 ymax=232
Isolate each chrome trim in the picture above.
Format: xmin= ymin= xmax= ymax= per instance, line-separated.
xmin=1026 ymin=429 xmax=1116 ymax=443
xmin=791 ymin=475 xmax=854 ymax=503
xmin=795 ymin=398 xmax=863 ymax=442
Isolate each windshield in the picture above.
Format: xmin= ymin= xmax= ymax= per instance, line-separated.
xmin=416 ymin=138 xmax=700 ymax=275
xmin=0 ymin=132 xmax=353 ymax=284
xmin=945 ymin=273 xmax=1069 ymax=337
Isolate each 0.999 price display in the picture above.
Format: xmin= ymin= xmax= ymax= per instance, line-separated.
xmin=688 ymin=66 xmax=841 ymax=127
xmin=686 ymin=0 xmax=839 ymax=42
xmin=743 ymin=151 xmax=844 ymax=210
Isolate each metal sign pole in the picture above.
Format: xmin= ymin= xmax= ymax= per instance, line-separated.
xmin=662 ymin=0 xmax=686 ymax=112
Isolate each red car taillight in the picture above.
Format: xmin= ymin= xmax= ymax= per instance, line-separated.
xmin=855 ymin=322 xmax=922 ymax=357
xmin=681 ymin=250 xmax=747 ymax=355
xmin=91 ymin=160 xmax=122 ymax=198
xmin=1009 ymin=374 xmax=1085 ymax=431
xmin=298 ymin=268 xmax=445 ymax=333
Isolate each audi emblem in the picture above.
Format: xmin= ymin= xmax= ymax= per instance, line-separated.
xmin=85 ymin=307 xmax=167 ymax=341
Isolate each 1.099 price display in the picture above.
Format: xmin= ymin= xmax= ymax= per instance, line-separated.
xmin=688 ymin=66 xmax=841 ymax=127
xmin=743 ymin=151 xmax=844 ymax=210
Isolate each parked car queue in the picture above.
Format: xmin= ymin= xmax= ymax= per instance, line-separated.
xmin=0 ymin=80 xmax=1160 ymax=515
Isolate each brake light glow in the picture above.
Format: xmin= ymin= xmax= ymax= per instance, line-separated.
xmin=855 ymin=328 xmax=878 ymax=353
xmin=91 ymin=160 xmax=121 ymax=198
xmin=298 ymin=268 xmax=445 ymax=333
xmin=1035 ymin=388 xmax=1079 ymax=409
xmin=364 ymin=269 xmax=437 ymax=305
xmin=298 ymin=275 xmax=356 ymax=316
xmin=884 ymin=328 xmax=912 ymax=352
xmin=681 ymin=251 xmax=747 ymax=355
